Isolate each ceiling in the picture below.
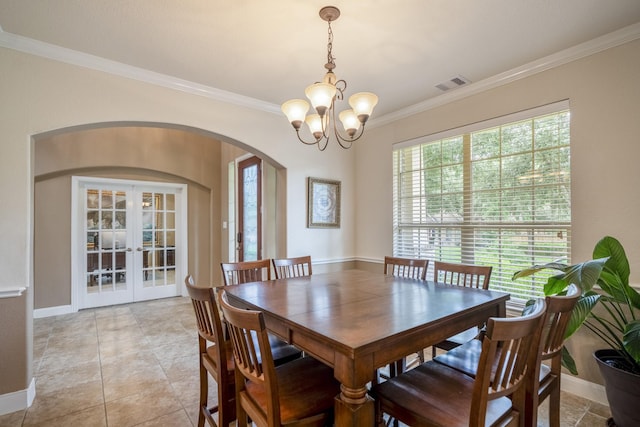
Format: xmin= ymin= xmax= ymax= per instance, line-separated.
xmin=1 ymin=1 xmax=640 ymax=120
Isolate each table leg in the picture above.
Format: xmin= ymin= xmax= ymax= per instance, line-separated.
xmin=334 ymin=384 xmax=374 ymax=426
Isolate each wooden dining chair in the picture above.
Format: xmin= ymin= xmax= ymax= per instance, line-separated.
xmin=272 ymin=255 xmax=312 ymax=279
xmin=185 ymin=276 xmax=303 ymax=427
xmin=383 ymin=256 xmax=428 ymax=280
xmin=220 ymin=259 xmax=271 ymax=286
xmin=434 ymin=284 xmax=580 ymax=427
xmin=431 ymin=260 xmax=493 ymax=358
xmin=370 ymin=298 xmax=547 ymax=427
xmin=217 ymin=290 xmax=341 ymax=427
xmin=185 ymin=276 xmax=236 ymax=427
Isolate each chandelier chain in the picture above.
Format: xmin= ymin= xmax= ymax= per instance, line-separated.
xmin=326 ymin=21 xmax=335 ymax=70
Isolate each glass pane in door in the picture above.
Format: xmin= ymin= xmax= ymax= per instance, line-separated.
xmin=142 ymin=192 xmax=176 ymax=288
xmin=243 ymin=164 xmax=258 ymax=261
xmin=85 ymin=189 xmax=128 ymax=294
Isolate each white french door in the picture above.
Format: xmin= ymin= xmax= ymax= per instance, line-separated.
xmin=73 ymin=177 xmax=187 ymax=309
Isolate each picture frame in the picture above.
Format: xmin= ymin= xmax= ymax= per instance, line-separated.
xmin=307 ymin=177 xmax=341 ymax=228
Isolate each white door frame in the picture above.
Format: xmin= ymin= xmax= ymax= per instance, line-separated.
xmin=71 ymin=176 xmax=188 ymax=311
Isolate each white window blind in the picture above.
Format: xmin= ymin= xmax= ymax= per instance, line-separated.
xmin=392 ymin=102 xmax=571 ymax=308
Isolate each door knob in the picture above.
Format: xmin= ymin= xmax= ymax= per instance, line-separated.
xmin=137 ymin=247 xmax=143 ymax=251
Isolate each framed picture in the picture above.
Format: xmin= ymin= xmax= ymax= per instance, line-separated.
xmin=308 ymin=177 xmax=341 ymax=228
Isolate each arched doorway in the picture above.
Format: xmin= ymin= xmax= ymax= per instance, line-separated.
xmin=32 ymin=122 xmax=286 ymax=315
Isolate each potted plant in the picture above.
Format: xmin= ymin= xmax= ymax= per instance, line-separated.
xmin=513 ymin=236 xmax=640 ymax=427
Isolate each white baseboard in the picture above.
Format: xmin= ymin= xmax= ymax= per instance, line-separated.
xmin=314 ymin=257 xmax=357 ymax=265
xmin=33 ymin=304 xmax=74 ymax=319
xmin=562 ymin=373 xmax=607 ymax=404
xmin=0 ymin=378 xmax=35 ymax=416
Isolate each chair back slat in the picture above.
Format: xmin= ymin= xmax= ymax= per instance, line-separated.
xmin=433 ymin=261 xmax=492 ymax=289
xmin=221 ymin=259 xmax=272 ymax=285
xmin=384 ymin=256 xmax=429 ymax=280
xmin=491 ymin=337 xmax=526 ymax=394
xmin=272 ymin=255 xmax=312 ymax=279
xmin=231 ymin=327 xmax=264 ymax=380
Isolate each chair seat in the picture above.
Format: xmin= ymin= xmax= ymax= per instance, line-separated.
xmin=268 ymin=333 xmax=304 ymax=366
xmin=370 ymin=361 xmax=515 ymax=427
xmin=434 ymin=338 xmax=553 ymax=383
xmin=432 ymin=338 xmax=483 ymax=376
xmin=205 ymin=334 xmax=301 ymax=372
xmin=244 ymin=356 xmax=341 ymax=424
xmin=205 ymin=341 xmax=235 ymax=373
xmin=433 ymin=326 xmax=479 ymax=352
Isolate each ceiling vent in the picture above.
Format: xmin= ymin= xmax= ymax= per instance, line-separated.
xmin=435 ymin=75 xmax=471 ymax=92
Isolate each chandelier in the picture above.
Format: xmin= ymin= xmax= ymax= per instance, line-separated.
xmin=281 ymin=6 xmax=379 ymax=151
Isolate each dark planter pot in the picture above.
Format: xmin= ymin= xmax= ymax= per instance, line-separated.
xmin=594 ymin=349 xmax=640 ymax=427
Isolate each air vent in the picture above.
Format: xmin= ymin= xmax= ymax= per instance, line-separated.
xmin=435 ymin=75 xmax=471 ymax=91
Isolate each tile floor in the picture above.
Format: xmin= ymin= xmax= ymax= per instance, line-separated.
xmin=0 ymin=296 xmax=612 ymax=427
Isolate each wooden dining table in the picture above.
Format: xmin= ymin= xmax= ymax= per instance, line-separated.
xmin=223 ymin=269 xmax=510 ymax=426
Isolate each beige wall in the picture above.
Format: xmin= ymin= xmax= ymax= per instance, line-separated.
xmin=0 ymin=292 xmax=31 ymax=395
xmin=34 ymin=176 xmax=71 ymax=308
xmin=355 ymin=38 xmax=640 ymax=384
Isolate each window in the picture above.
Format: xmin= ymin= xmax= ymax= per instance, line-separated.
xmin=392 ymin=102 xmax=570 ymax=308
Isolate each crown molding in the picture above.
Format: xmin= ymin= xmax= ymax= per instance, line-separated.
xmin=370 ymin=22 xmax=640 ymax=128
xmin=0 ymin=30 xmax=280 ymax=115
xmin=2 ymin=22 xmax=639 ymax=123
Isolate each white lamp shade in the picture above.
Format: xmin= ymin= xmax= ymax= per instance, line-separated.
xmin=305 ymin=114 xmax=325 ymax=136
xmin=305 ymin=83 xmax=337 ymax=114
xmin=338 ymin=109 xmax=360 ymax=134
xmin=281 ymin=99 xmax=310 ymax=124
xmin=348 ymin=92 xmax=379 ymax=117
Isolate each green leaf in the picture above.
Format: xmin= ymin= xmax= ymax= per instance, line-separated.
xmin=514 ymin=258 xmax=607 ymax=295
xmin=561 ymin=346 xmax=578 ymax=375
xmin=627 ymin=286 xmax=640 ymax=311
xmin=565 ymin=292 xmax=600 ymax=338
xmin=543 ymin=275 xmax=570 ymax=296
xmin=561 ymin=258 xmax=607 ymax=293
xmin=623 ymin=320 xmax=640 ymax=365
xmin=593 ymin=237 xmax=640 ymax=310
xmin=512 ymin=262 xmax=570 ymax=281
xmin=594 ymin=236 xmax=630 ymax=285
xmin=598 ymin=269 xmax=627 ymax=302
